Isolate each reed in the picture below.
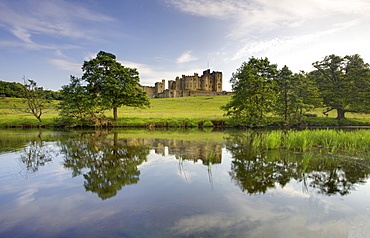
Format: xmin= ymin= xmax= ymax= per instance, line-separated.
xmin=264 ymin=130 xmax=282 ymax=149
xmin=247 ymin=129 xmax=370 ymax=152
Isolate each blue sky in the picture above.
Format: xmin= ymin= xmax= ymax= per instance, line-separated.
xmin=1 ymin=0 xmax=369 ymax=91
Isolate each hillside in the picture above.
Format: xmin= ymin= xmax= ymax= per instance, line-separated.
xmin=1 ymin=95 xmax=370 ymax=128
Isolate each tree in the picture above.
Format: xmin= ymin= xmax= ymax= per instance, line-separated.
xmin=61 ymin=131 xmax=149 ymax=200
xmin=274 ymin=66 xmax=293 ymax=124
xmin=221 ymin=57 xmax=277 ymax=127
xmin=312 ymin=54 xmax=370 ymax=119
xmin=16 ymin=77 xmax=49 ymax=122
xmin=82 ymin=51 xmax=149 ymax=121
xmin=0 ymin=81 xmax=24 ymax=97
xmin=58 ymin=75 xmax=102 ymax=124
xmin=274 ymin=67 xmax=321 ymax=126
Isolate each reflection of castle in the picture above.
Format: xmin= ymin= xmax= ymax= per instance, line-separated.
xmin=140 ymin=69 xmax=231 ymax=98
xmin=121 ymin=138 xmax=222 ymax=165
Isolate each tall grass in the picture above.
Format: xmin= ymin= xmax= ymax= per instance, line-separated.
xmin=246 ymin=129 xmax=370 ymax=152
xmin=264 ymin=130 xmax=282 ymax=149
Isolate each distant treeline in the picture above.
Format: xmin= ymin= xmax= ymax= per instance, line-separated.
xmin=0 ymin=80 xmax=62 ymax=100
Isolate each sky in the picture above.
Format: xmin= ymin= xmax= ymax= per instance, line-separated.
xmin=0 ymin=0 xmax=370 ymax=91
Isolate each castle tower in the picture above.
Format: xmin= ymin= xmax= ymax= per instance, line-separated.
xmin=201 ymin=69 xmax=211 ymax=91
xmin=215 ymin=72 xmax=222 ymax=92
xmin=168 ymin=80 xmax=176 ymax=90
xmin=155 ymin=79 xmax=165 ymax=96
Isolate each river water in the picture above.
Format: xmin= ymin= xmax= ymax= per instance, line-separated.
xmin=0 ymin=129 xmax=369 ymax=237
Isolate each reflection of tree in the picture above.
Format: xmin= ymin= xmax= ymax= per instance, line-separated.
xmin=226 ymin=131 xmax=299 ymax=194
xmin=60 ymin=131 xmax=149 ymax=200
xmin=20 ymin=132 xmax=53 ymax=172
xmin=306 ymin=155 xmax=370 ymax=196
xmin=226 ymin=131 xmax=370 ymax=196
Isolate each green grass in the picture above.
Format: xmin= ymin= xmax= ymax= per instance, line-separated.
xmin=0 ymin=96 xmax=232 ymax=127
xmin=1 ymin=95 xmax=370 ymax=128
xmin=111 ymin=95 xmax=231 ymax=119
xmin=246 ymin=129 xmax=370 ymax=152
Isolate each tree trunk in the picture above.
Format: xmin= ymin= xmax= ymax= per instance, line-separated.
xmin=113 ymin=107 xmax=118 ymax=121
xmin=113 ymin=132 xmax=118 ymax=156
xmin=35 ymin=113 xmax=43 ymax=122
xmin=336 ymin=109 xmax=345 ymax=120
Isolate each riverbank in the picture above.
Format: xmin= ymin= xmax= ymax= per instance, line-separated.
xmin=1 ymin=96 xmax=370 ymax=128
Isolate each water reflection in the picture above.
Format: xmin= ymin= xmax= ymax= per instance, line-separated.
xmin=58 ymin=132 xmax=223 ymax=199
xmin=14 ymin=130 xmax=370 ymax=200
xmin=226 ymin=131 xmax=370 ymax=196
xmin=20 ymin=132 xmax=54 ymax=173
xmin=59 ymin=131 xmax=149 ymax=200
xmin=135 ymin=138 xmax=222 ymax=165
xmin=3 ymin=129 xmax=370 ymax=237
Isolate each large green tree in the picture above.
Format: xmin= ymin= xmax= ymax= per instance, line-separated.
xmin=82 ymin=51 xmax=149 ymax=121
xmin=221 ymin=57 xmax=277 ymax=127
xmin=312 ymin=54 xmax=370 ymax=119
xmin=274 ymin=67 xmax=321 ymax=126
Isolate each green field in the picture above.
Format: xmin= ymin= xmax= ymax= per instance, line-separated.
xmin=1 ymin=95 xmax=370 ymax=127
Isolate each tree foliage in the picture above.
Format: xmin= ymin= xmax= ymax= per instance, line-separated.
xmin=82 ymin=51 xmax=149 ymax=120
xmin=223 ymin=54 xmax=370 ymax=127
xmin=0 ymin=80 xmax=62 ymax=99
xmin=311 ymin=54 xmax=370 ymax=119
xmin=15 ymin=77 xmax=50 ymax=122
xmin=58 ymin=51 xmax=150 ymax=125
xmin=58 ymin=75 xmax=102 ymax=125
xmin=274 ymin=67 xmax=321 ymax=126
xmin=221 ymin=57 xmax=277 ymax=127
xmin=0 ymin=81 xmax=24 ymax=97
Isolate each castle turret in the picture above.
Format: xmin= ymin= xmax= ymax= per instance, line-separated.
xmin=155 ymin=79 xmax=165 ymax=96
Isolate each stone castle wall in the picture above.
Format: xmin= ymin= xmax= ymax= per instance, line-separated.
xmin=140 ymin=69 xmax=225 ymax=98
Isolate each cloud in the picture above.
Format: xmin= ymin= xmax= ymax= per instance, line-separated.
xmin=0 ymin=40 xmax=79 ymax=51
xmin=118 ymin=59 xmax=203 ymax=86
xmin=166 ymin=0 xmax=370 ymax=76
xmin=167 ymin=0 xmax=370 ymax=38
xmin=166 ymin=0 xmax=244 ymax=19
xmin=0 ymin=0 xmax=114 ymax=45
xmin=176 ymin=51 xmax=198 ymax=63
xmin=49 ymin=59 xmax=81 ymax=73
xmin=10 ymin=26 xmax=33 ymax=43
xmin=224 ymin=17 xmax=363 ymax=66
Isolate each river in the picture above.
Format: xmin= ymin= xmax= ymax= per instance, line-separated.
xmin=0 ymin=129 xmax=369 ymax=237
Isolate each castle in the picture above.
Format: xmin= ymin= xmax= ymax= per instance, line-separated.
xmin=140 ymin=69 xmax=230 ymax=98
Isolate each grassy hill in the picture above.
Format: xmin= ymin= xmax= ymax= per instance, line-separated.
xmin=1 ymin=95 xmax=370 ymax=127
xmin=0 ymin=96 xmax=232 ymax=127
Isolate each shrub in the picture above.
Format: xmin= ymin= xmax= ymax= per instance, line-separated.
xmin=202 ymin=120 xmax=214 ymax=127
xmin=186 ymin=120 xmax=198 ymax=128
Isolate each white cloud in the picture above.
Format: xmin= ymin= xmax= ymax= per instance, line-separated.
xmin=49 ymin=59 xmax=81 ymax=73
xmin=167 ymin=0 xmax=370 ymax=38
xmin=226 ymin=25 xmax=348 ymax=63
xmin=167 ymin=0 xmax=370 ymax=76
xmin=0 ymin=0 xmax=114 ymax=45
xmin=10 ymin=26 xmax=33 ymax=43
xmin=118 ymin=59 xmax=203 ymax=87
xmin=176 ymin=51 xmax=198 ymax=63
xmin=0 ymin=40 xmax=79 ymax=51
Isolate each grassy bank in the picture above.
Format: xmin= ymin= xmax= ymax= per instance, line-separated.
xmin=1 ymin=96 xmax=370 ymax=128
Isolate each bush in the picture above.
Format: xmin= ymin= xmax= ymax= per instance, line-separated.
xmin=169 ymin=120 xmax=183 ymax=128
xmin=186 ymin=120 xmax=198 ymax=128
xmin=202 ymin=120 xmax=214 ymax=127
